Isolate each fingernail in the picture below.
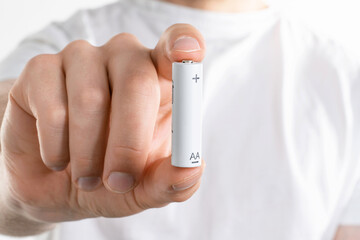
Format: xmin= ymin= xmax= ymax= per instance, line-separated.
xmin=172 ymin=173 xmax=202 ymax=191
xmin=77 ymin=177 xmax=102 ymax=191
xmin=107 ymin=172 xmax=135 ymax=193
xmin=172 ymin=36 xmax=200 ymax=52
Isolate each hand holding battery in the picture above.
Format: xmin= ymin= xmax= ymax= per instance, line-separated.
xmin=0 ymin=24 xmax=206 ymax=226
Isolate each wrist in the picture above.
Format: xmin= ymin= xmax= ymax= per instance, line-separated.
xmin=0 ymin=159 xmax=55 ymax=236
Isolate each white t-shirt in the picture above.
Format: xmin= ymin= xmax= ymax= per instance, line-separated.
xmin=1 ymin=0 xmax=360 ymax=239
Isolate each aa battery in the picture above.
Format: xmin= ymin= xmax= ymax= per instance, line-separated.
xmin=171 ymin=60 xmax=202 ymax=168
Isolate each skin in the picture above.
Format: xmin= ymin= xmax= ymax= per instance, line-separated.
xmin=0 ymin=0 xmax=357 ymax=239
xmin=165 ymin=0 xmax=268 ymax=12
xmin=0 ymin=24 xmax=206 ymax=236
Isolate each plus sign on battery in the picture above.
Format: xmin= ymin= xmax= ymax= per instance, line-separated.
xmin=192 ymin=74 xmax=200 ymax=83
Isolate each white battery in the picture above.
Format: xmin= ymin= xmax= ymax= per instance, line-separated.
xmin=171 ymin=60 xmax=202 ymax=168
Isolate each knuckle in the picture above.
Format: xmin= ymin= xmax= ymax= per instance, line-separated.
xmin=44 ymin=106 xmax=68 ymax=130
xmin=67 ymin=39 xmax=93 ymax=51
xmin=26 ymin=54 xmax=60 ymax=72
xmin=63 ymin=40 xmax=95 ymax=58
xmin=104 ymin=32 xmax=140 ymax=53
xmin=110 ymin=32 xmax=138 ymax=45
xmin=117 ymin=32 xmax=138 ymax=41
xmin=112 ymin=144 xmax=143 ymax=160
xmin=110 ymin=144 xmax=145 ymax=173
xmin=126 ymin=71 xmax=159 ymax=98
xmin=74 ymin=88 xmax=109 ymax=112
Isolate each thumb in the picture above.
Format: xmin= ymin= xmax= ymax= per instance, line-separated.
xmin=151 ymin=23 xmax=206 ymax=80
xmin=136 ymin=157 xmax=206 ymax=208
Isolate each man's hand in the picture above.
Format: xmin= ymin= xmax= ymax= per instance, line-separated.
xmin=0 ymin=24 xmax=206 ymax=236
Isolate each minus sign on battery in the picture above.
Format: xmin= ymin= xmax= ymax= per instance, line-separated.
xmin=192 ymin=161 xmax=199 ymax=164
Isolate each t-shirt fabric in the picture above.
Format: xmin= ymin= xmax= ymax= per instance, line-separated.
xmin=0 ymin=0 xmax=360 ymax=239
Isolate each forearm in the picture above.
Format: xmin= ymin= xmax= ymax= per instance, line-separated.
xmin=0 ymin=79 xmax=54 ymax=236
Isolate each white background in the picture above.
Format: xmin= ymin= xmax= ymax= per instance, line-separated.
xmin=0 ymin=0 xmax=360 ymax=61
xmin=0 ymin=0 xmax=359 ymax=239
xmin=0 ymin=0 xmax=116 ymax=61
